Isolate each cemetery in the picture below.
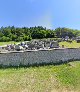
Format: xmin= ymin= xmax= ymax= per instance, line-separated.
xmin=0 ymin=39 xmax=59 ymax=52
xmin=0 ymin=39 xmax=80 ymax=67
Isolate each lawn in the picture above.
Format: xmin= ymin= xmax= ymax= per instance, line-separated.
xmin=0 ymin=61 xmax=80 ymax=92
xmin=59 ymin=41 xmax=80 ymax=48
xmin=0 ymin=41 xmax=20 ymax=46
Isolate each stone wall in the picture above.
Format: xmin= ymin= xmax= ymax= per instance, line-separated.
xmin=0 ymin=48 xmax=80 ymax=66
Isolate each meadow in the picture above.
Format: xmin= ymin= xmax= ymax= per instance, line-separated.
xmin=0 ymin=61 xmax=80 ymax=92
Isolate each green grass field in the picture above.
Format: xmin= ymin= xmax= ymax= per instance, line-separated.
xmin=0 ymin=61 xmax=80 ymax=92
xmin=0 ymin=41 xmax=20 ymax=46
xmin=59 ymin=41 xmax=80 ymax=48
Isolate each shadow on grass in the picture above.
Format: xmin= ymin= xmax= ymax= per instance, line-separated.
xmin=0 ymin=59 xmax=80 ymax=69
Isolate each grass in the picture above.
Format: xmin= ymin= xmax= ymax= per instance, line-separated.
xmin=59 ymin=40 xmax=80 ymax=48
xmin=0 ymin=41 xmax=20 ymax=46
xmin=0 ymin=61 xmax=80 ymax=92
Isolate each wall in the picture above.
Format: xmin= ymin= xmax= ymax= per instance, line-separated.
xmin=0 ymin=48 xmax=80 ymax=66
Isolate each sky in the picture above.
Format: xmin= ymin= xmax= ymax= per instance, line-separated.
xmin=0 ymin=0 xmax=80 ymax=29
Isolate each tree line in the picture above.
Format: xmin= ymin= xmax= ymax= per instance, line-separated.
xmin=0 ymin=26 xmax=80 ymax=42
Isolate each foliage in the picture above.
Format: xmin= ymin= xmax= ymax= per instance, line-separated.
xmin=0 ymin=26 xmax=80 ymax=42
xmin=0 ymin=26 xmax=55 ymax=42
xmin=54 ymin=27 xmax=80 ymax=38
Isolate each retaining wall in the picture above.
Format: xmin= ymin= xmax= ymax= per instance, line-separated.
xmin=0 ymin=48 xmax=80 ymax=66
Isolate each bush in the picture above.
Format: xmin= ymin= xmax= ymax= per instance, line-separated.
xmin=0 ymin=36 xmax=11 ymax=42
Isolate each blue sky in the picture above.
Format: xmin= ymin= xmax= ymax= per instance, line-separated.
xmin=0 ymin=0 xmax=80 ymax=29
